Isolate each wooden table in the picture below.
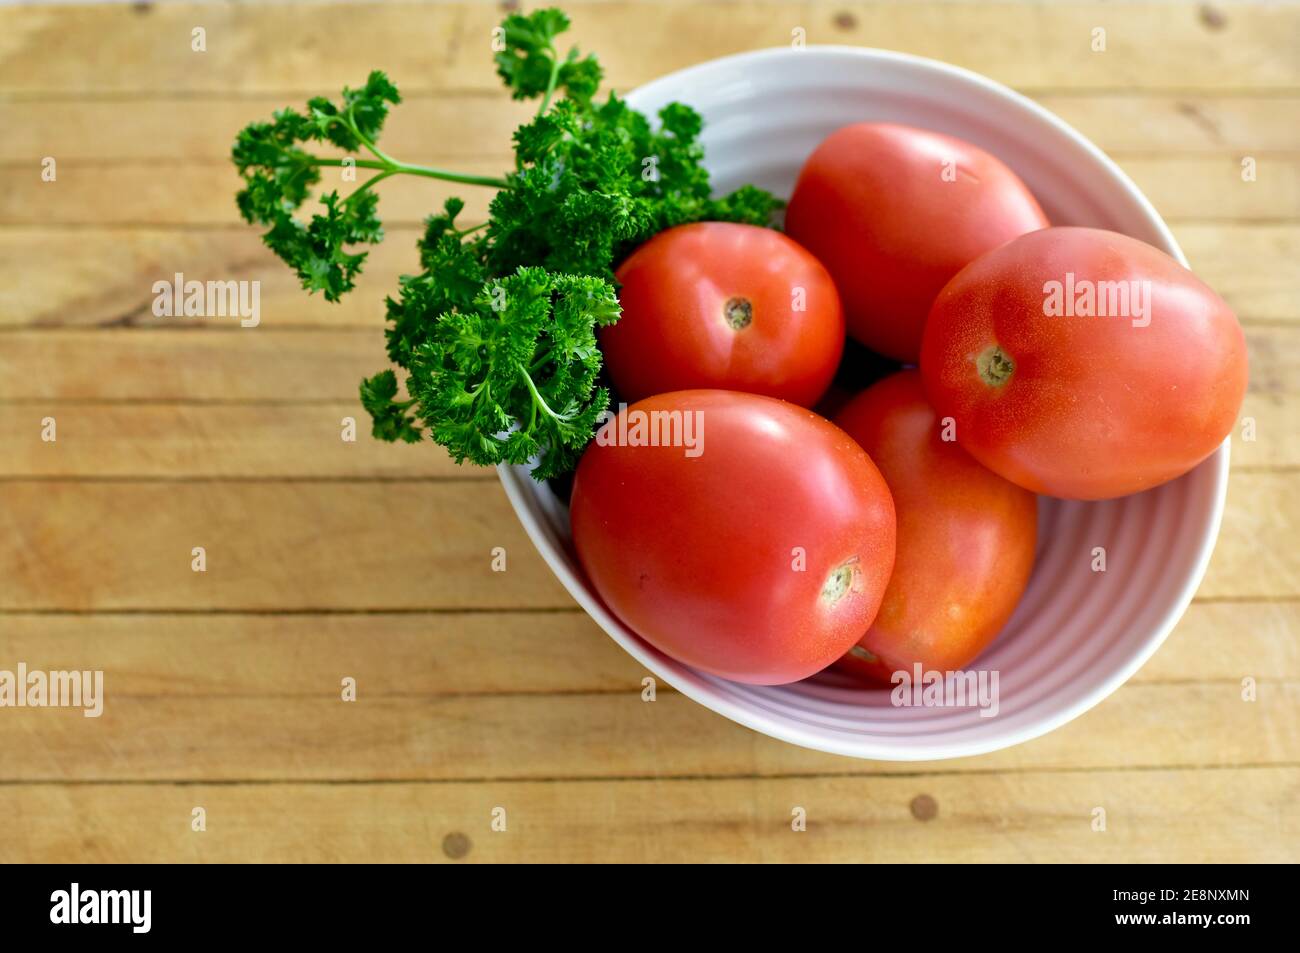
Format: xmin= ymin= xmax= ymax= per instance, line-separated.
xmin=0 ymin=0 xmax=1296 ymax=863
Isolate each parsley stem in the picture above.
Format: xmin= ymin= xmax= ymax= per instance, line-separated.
xmin=337 ymin=108 xmax=513 ymax=188
xmin=537 ymin=45 xmax=562 ymax=116
xmin=343 ymin=168 xmax=398 ymax=206
xmin=314 ymin=157 xmax=509 ymax=189
xmin=344 ymin=105 xmax=400 ymax=168
xmin=528 ymin=346 xmax=554 ymax=372
xmin=517 ymin=363 xmax=570 ymax=424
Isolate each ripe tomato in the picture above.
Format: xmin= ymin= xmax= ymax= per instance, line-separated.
xmin=920 ymin=227 xmax=1249 ymax=499
xmin=785 ymin=122 xmax=1047 ymax=362
xmin=833 ymin=371 xmax=1037 ymax=682
xmin=600 ymin=223 xmax=844 ymax=408
xmin=570 ymin=390 xmax=896 ymax=685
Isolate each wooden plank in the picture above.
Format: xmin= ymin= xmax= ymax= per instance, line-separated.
xmin=799 ymin=3 xmax=1300 ymax=94
xmin=0 ymin=159 xmax=503 ymax=227
xmin=4 ymin=154 xmax=1297 ymax=227
xmin=1201 ymin=472 xmax=1300 ymax=599
xmin=0 ymin=388 xmax=1291 ymax=479
xmin=1179 ymin=223 xmax=1300 ymax=323
xmin=0 ymin=472 xmax=1293 ymax=611
xmin=0 ymin=227 xmax=421 ymax=331
xmin=0 ymin=94 xmax=533 ymax=163
xmin=1237 ymin=323 xmax=1300 ymax=469
xmin=0 ymin=611 xmax=637 ymax=697
xmin=0 ymin=681 xmax=1294 ymax=783
xmin=1 ymin=768 xmax=1295 ymax=863
xmin=0 ymin=480 xmax=569 ymax=610
xmin=0 ymin=600 xmax=1292 ymax=699
xmin=6 ymin=94 xmax=1296 ymax=163
xmin=1 ymin=327 xmax=1292 ymax=473
xmin=0 ymin=403 xmax=468 ymax=479
xmin=1036 ymin=94 xmax=1300 ymax=154
xmin=0 ymin=329 xmax=385 ymax=401
xmin=0 ymin=313 xmax=1290 ymax=473
xmin=1 ymin=2 xmax=1297 ymax=95
xmin=1233 ymin=392 xmax=1297 ymax=469
xmin=1245 ymin=324 xmax=1300 ymax=393
xmin=1125 ymin=600 xmax=1300 ymax=683
xmin=1120 ymin=154 xmax=1300 ymax=222
xmin=3 ymin=225 xmax=1297 ymax=330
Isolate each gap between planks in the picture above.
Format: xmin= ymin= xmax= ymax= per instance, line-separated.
xmin=0 ymin=761 xmax=1297 ymax=787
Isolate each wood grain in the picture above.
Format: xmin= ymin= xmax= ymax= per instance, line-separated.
xmin=1 ymin=324 xmax=1295 ymax=402
xmin=0 ymin=404 xmax=467 ymax=479
xmin=2 ymin=768 xmax=1297 ymax=863
xmin=0 ymin=0 xmax=1295 ymax=863
xmin=0 ymin=480 xmax=570 ymax=611
xmin=0 ymin=681 xmax=1295 ymax=783
xmin=0 ymin=600 xmax=1294 ymax=698
xmin=0 ymin=329 xmax=383 ymax=401
xmin=4 ymin=224 xmax=1297 ymax=331
xmin=0 ymin=323 xmax=1292 ymax=475
xmin=2 ymin=2 xmax=1297 ymax=94
xmin=0 ymin=472 xmax=1294 ymax=610
xmin=3 ymin=155 xmax=1296 ymax=227
xmin=0 ymin=394 xmax=1288 ymax=477
xmin=6 ymin=94 xmax=1298 ymax=163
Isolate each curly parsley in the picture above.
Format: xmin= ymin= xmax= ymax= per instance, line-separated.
xmin=232 ymin=7 xmax=781 ymax=478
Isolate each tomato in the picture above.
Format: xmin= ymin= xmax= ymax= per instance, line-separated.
xmin=920 ymin=227 xmax=1249 ymax=499
xmin=833 ymin=371 xmax=1037 ymax=682
xmin=600 ymin=223 xmax=844 ymax=407
xmin=570 ymin=390 xmax=896 ymax=685
xmin=785 ymin=122 xmax=1047 ymax=362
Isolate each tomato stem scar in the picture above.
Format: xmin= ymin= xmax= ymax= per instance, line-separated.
xmin=976 ymin=345 xmax=1015 ymax=386
xmin=848 ymin=645 xmax=880 ymax=663
xmin=723 ymin=296 xmax=753 ymax=330
xmin=820 ymin=560 xmax=857 ymax=605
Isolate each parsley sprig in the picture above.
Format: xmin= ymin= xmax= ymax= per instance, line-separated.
xmin=232 ymin=8 xmax=781 ymax=479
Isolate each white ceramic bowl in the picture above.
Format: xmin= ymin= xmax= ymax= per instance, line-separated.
xmin=498 ymin=47 xmax=1230 ymax=760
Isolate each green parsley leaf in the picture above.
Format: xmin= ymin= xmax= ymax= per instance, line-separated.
xmin=494 ymin=9 xmax=601 ymax=108
xmin=359 ymin=369 xmax=422 ymax=444
xmin=232 ymin=70 xmax=507 ymax=303
xmin=405 ymin=267 xmax=621 ymax=480
xmin=233 ymin=71 xmax=404 ymax=301
xmin=232 ymin=6 xmax=782 ymax=479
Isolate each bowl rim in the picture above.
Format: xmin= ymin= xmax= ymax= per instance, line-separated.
xmin=496 ymin=44 xmax=1232 ymax=761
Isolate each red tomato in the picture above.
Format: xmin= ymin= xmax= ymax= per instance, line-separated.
xmin=600 ymin=223 xmax=844 ymax=407
xmin=920 ymin=227 xmax=1249 ymax=499
xmin=570 ymin=390 xmax=896 ymax=685
xmin=785 ymin=122 xmax=1047 ymax=362
xmin=833 ymin=371 xmax=1037 ymax=682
